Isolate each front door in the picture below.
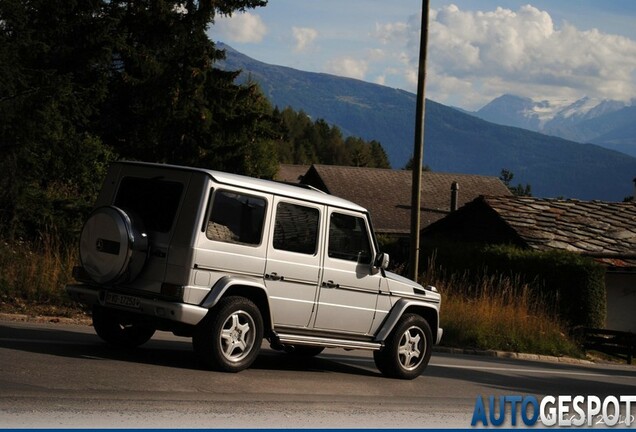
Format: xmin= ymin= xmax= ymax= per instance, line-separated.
xmin=313 ymin=209 xmax=381 ymax=335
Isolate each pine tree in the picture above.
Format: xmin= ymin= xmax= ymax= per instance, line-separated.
xmin=0 ymin=0 xmax=116 ymax=242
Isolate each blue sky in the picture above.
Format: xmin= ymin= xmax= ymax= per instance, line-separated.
xmin=209 ymin=1 xmax=636 ymax=110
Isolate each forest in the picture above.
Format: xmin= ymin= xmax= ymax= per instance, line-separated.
xmin=0 ymin=0 xmax=390 ymax=245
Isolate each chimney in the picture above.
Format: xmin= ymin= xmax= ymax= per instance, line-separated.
xmin=450 ymin=181 xmax=459 ymax=212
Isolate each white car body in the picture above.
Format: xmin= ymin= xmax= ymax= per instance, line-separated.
xmin=67 ymin=161 xmax=442 ymax=379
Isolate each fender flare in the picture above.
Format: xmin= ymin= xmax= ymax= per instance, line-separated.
xmin=374 ymin=297 xmax=440 ymax=343
xmin=200 ymin=275 xmax=274 ymax=330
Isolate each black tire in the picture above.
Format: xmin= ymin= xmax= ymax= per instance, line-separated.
xmin=287 ymin=345 xmax=325 ymax=357
xmin=92 ymin=305 xmax=155 ymax=348
xmin=193 ymin=296 xmax=264 ymax=373
xmin=374 ymin=314 xmax=433 ymax=380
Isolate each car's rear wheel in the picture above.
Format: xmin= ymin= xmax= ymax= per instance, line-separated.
xmin=92 ymin=305 xmax=156 ymax=348
xmin=374 ymin=314 xmax=432 ymax=380
xmin=193 ymin=296 xmax=264 ymax=373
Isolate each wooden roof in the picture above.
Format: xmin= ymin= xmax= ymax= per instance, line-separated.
xmin=274 ymin=164 xmax=310 ymax=183
xmin=425 ymin=195 xmax=636 ymax=267
xmin=300 ymin=164 xmax=512 ymax=235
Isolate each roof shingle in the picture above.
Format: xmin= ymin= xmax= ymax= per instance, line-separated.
xmin=482 ymin=196 xmax=636 ymax=261
xmin=301 ymin=164 xmax=511 ymax=234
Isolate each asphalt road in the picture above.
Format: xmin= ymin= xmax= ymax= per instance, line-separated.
xmin=0 ymin=319 xmax=635 ymax=428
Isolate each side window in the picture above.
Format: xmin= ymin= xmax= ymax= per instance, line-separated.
xmin=328 ymin=212 xmax=372 ymax=264
xmin=206 ymin=190 xmax=266 ymax=246
xmin=273 ymin=202 xmax=319 ymax=255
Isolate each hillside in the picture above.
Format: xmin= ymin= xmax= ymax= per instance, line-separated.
xmin=217 ymin=43 xmax=636 ymax=201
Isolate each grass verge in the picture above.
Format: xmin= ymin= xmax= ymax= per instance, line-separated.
xmin=424 ymin=262 xmax=583 ymax=358
xmin=0 ymin=237 xmax=86 ymax=318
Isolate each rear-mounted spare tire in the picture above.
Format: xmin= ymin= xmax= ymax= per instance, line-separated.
xmin=80 ymin=206 xmax=148 ymax=285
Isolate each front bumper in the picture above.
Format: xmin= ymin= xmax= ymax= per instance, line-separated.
xmin=66 ymin=284 xmax=208 ymax=326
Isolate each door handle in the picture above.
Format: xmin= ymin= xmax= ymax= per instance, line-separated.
xmin=266 ymin=272 xmax=284 ymax=281
xmin=322 ymin=280 xmax=339 ymax=289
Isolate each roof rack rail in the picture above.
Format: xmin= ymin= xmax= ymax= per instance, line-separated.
xmin=274 ymin=181 xmax=328 ymax=194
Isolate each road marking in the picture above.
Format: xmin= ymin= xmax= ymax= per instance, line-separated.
xmin=319 ymin=354 xmax=636 ymax=379
xmin=0 ymin=337 xmax=92 ymax=345
xmin=429 ymin=363 xmax=635 ymax=379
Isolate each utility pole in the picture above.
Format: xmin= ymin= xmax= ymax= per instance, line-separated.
xmin=409 ymin=0 xmax=430 ymax=282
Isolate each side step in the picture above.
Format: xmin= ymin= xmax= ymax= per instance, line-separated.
xmin=275 ymin=332 xmax=382 ymax=351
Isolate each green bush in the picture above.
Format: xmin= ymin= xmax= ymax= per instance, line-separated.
xmin=422 ymin=242 xmax=606 ymax=328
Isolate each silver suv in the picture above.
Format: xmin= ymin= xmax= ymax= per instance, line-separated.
xmin=67 ymin=161 xmax=442 ymax=379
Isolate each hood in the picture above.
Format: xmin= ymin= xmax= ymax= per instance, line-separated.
xmin=385 ymin=271 xmax=440 ymax=301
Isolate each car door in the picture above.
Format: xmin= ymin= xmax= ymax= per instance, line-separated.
xmin=264 ymin=197 xmax=324 ymax=328
xmin=312 ymin=209 xmax=381 ymax=334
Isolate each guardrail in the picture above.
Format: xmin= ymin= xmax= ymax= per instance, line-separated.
xmin=578 ymin=328 xmax=636 ymax=364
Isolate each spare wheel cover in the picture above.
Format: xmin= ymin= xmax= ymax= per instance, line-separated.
xmin=80 ymin=206 xmax=148 ymax=284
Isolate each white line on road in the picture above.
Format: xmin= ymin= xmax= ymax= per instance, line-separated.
xmin=319 ymin=354 xmax=635 ymax=379
xmin=429 ymin=362 xmax=634 ymax=379
xmin=0 ymin=338 xmax=90 ymax=345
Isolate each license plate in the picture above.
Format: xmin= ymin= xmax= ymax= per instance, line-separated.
xmin=105 ymin=292 xmax=141 ymax=309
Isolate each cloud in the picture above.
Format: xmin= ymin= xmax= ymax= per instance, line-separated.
xmin=213 ymin=12 xmax=267 ymax=43
xmin=292 ymin=27 xmax=318 ymax=52
xmin=326 ymin=57 xmax=368 ymax=80
xmin=374 ymin=4 xmax=636 ymax=109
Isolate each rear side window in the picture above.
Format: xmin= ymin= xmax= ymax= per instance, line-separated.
xmin=206 ymin=190 xmax=266 ymax=246
xmin=273 ymin=202 xmax=319 ymax=255
xmin=328 ymin=212 xmax=372 ymax=264
xmin=114 ymin=177 xmax=183 ymax=233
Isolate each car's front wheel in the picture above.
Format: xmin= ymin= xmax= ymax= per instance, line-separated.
xmin=374 ymin=314 xmax=432 ymax=379
xmin=193 ymin=296 xmax=264 ymax=373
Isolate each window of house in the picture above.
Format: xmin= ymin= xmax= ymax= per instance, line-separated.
xmin=206 ymin=190 xmax=266 ymax=246
xmin=273 ymin=202 xmax=319 ymax=255
xmin=328 ymin=212 xmax=372 ymax=264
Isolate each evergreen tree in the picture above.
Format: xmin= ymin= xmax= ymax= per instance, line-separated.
xmin=101 ymin=0 xmax=273 ymax=176
xmin=0 ymin=0 xmax=116 ymax=242
xmin=0 ymin=0 xmax=271 ymax=243
xmin=500 ymin=169 xmax=532 ymax=197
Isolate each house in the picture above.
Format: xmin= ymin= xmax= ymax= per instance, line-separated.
xmin=277 ymin=164 xmax=512 ymax=236
xmin=422 ymin=195 xmax=636 ymax=332
xmin=275 ymin=164 xmax=310 ymax=184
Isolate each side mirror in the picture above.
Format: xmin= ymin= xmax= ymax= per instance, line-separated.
xmin=374 ymin=252 xmax=390 ymax=270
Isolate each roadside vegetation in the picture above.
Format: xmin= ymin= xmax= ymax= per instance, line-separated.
xmin=1 ymin=237 xmax=583 ymax=358
xmin=0 ymin=238 xmax=83 ymax=318
xmin=424 ymin=261 xmax=582 ymax=358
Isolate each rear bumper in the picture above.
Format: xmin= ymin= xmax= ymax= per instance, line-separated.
xmin=65 ymin=284 xmax=208 ymax=326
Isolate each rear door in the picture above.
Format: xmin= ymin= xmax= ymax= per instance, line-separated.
xmin=264 ymin=197 xmax=324 ymax=328
xmin=113 ymin=167 xmax=193 ymax=293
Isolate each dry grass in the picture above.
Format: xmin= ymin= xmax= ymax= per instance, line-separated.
xmin=424 ymin=261 xmax=582 ymax=357
xmin=0 ymin=237 xmax=84 ymax=317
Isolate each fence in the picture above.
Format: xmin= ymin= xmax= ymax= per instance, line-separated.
xmin=578 ymin=328 xmax=636 ymax=364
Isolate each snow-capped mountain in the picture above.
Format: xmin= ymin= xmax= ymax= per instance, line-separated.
xmin=475 ymin=94 xmax=636 ymax=156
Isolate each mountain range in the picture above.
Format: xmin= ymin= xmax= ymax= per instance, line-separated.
xmin=475 ymin=94 xmax=636 ymax=157
xmin=217 ymin=43 xmax=636 ymax=202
